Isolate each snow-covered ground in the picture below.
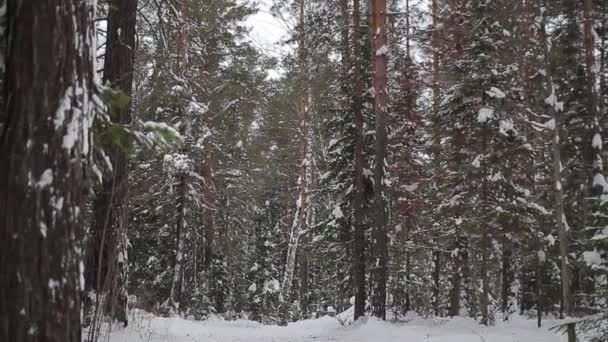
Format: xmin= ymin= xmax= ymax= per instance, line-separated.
xmin=103 ymin=310 xmax=584 ymax=342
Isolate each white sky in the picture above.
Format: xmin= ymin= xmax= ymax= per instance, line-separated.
xmin=245 ymin=0 xmax=290 ymax=59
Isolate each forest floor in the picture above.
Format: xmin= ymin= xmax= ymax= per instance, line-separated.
xmin=102 ymin=309 xmax=586 ymax=342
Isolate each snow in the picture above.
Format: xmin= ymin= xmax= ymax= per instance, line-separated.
xmin=582 ymin=250 xmax=605 ymax=267
xmin=592 ymin=133 xmax=602 ymax=150
xmin=538 ymin=250 xmax=547 ymax=262
xmin=40 ymin=222 xmax=48 ymax=238
xmin=36 ymin=169 xmax=54 ymax=189
xmin=105 ymin=310 xmax=580 ymax=342
xmin=543 ymin=118 xmax=555 ymax=130
xmin=498 ymin=119 xmax=514 ymax=135
xmin=486 ymin=87 xmax=506 ymax=99
xmin=477 ymin=107 xmax=494 ymax=123
xmin=472 ymin=155 xmax=482 ymax=168
xmin=376 ymin=45 xmax=389 ymax=56
xmin=545 ymin=93 xmax=564 ymax=112
xmin=402 ymin=182 xmax=419 ymax=192
xmin=332 ymin=205 xmax=344 ymax=219
xmin=593 ymin=173 xmax=608 ymax=193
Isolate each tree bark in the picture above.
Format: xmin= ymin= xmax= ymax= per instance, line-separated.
xmin=0 ymin=0 xmax=97 ymax=340
xmin=86 ymin=0 xmax=137 ymax=327
xmin=369 ymin=0 xmax=389 ymax=320
xmin=280 ymin=0 xmax=311 ymax=323
xmin=583 ymin=0 xmax=603 ymax=197
xmin=432 ymin=250 xmax=441 ymax=316
xmin=352 ymin=0 xmax=367 ymax=322
xmin=168 ymin=0 xmax=190 ymax=313
xmin=540 ymin=4 xmax=575 ymax=341
xmin=201 ymin=155 xmax=216 ymax=270
xmin=449 ymin=237 xmax=466 ymax=317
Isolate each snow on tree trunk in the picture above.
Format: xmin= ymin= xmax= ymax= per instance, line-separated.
xmin=583 ymin=0 xmax=605 ymax=196
xmin=86 ymin=0 xmax=137 ymax=329
xmin=167 ymin=0 xmax=191 ymax=314
xmin=369 ymin=0 xmax=390 ymax=320
xmin=0 ymin=0 xmax=99 ymax=340
xmin=539 ymin=5 xmax=576 ymax=342
xmin=352 ymin=0 xmax=367 ymax=322
xmin=280 ymin=0 xmax=313 ymax=323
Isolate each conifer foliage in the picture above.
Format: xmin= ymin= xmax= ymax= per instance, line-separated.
xmin=1 ymin=0 xmax=608 ymax=341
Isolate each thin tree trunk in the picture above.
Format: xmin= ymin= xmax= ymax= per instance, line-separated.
xmin=168 ymin=0 xmax=190 ymax=313
xmin=449 ymin=237 xmax=465 ymax=317
xmin=87 ymin=0 xmax=137 ymax=327
xmin=369 ymin=0 xmax=389 ymax=321
xmin=201 ymin=155 xmax=216 ymax=269
xmin=479 ymin=123 xmax=490 ymax=326
xmin=352 ymin=0 xmax=367 ymax=322
xmin=298 ymin=248 xmax=309 ymax=318
xmin=280 ymin=0 xmax=310 ymax=323
xmin=584 ymin=0 xmax=603 ymax=196
xmin=501 ymin=240 xmax=513 ymax=320
xmin=540 ymin=5 xmax=575 ymax=341
xmin=0 ymin=0 xmax=97 ymax=340
xmin=536 ymin=253 xmax=543 ymax=328
xmin=431 ymin=0 xmax=440 ymax=116
xmin=432 ymin=250 xmax=441 ymax=316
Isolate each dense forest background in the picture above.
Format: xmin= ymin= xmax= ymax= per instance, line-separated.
xmin=1 ymin=0 xmax=608 ymax=342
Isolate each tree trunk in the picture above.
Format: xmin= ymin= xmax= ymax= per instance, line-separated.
xmin=583 ymin=0 xmax=603 ymax=196
xmin=201 ymin=155 xmax=216 ymax=269
xmin=479 ymin=123 xmax=490 ymax=326
xmin=369 ymin=0 xmax=389 ymax=321
xmin=536 ymin=253 xmax=543 ymax=328
xmin=86 ymin=0 xmax=137 ymax=327
xmin=432 ymin=250 xmax=441 ymax=316
xmin=298 ymin=248 xmax=309 ymax=318
xmin=168 ymin=0 xmax=190 ymax=313
xmin=352 ymin=0 xmax=367 ymax=322
xmin=280 ymin=0 xmax=311 ymax=323
xmin=540 ymin=5 xmax=575 ymax=342
xmin=501 ymin=240 xmax=513 ymax=320
xmin=449 ymin=237 xmax=466 ymax=317
xmin=0 ymin=0 xmax=97 ymax=341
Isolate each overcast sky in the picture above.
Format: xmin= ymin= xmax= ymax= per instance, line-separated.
xmin=245 ymin=0 xmax=290 ymax=59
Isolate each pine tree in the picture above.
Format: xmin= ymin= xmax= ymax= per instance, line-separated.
xmin=1 ymin=0 xmax=99 ymax=340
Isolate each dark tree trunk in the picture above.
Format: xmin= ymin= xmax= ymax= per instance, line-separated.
xmin=369 ymin=0 xmax=389 ymax=320
xmin=201 ymin=155 xmax=216 ymax=269
xmin=0 ymin=0 xmax=97 ymax=341
xmin=352 ymin=0 xmax=367 ymax=322
xmin=86 ymin=0 xmax=137 ymax=326
xmin=298 ymin=248 xmax=309 ymax=318
xmin=501 ymin=239 xmax=513 ymax=319
xmin=432 ymin=250 xmax=441 ymax=316
xmin=449 ymin=237 xmax=466 ymax=317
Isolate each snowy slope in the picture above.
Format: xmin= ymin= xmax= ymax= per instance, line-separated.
xmin=102 ymin=310 xmax=584 ymax=342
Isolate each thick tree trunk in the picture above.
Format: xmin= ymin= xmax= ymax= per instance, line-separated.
xmin=369 ymin=0 xmax=389 ymax=320
xmin=352 ymin=0 xmax=367 ymax=322
xmin=0 ymin=0 xmax=97 ymax=341
xmin=86 ymin=0 xmax=137 ymax=327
